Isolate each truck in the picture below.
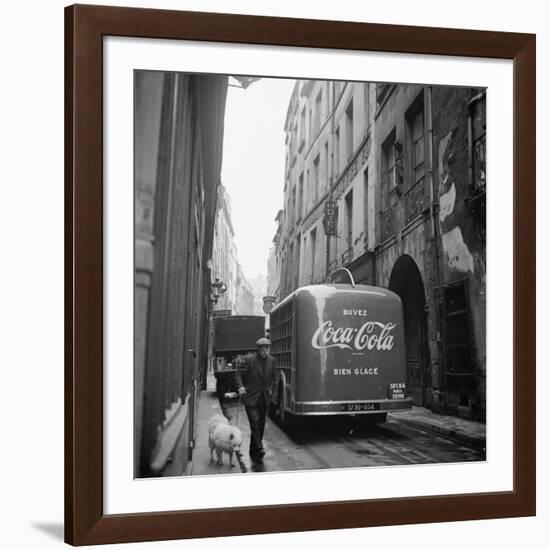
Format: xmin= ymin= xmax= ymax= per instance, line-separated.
xmin=212 ymin=315 xmax=266 ymax=403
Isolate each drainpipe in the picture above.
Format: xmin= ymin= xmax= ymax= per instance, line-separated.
xmin=426 ymin=86 xmax=444 ymax=396
xmin=369 ymin=85 xmax=377 ymax=287
xmin=325 ymin=81 xmax=336 ymax=278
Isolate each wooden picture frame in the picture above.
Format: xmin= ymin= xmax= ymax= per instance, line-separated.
xmin=65 ymin=4 xmax=535 ymax=545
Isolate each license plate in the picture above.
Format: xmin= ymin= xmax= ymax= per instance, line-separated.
xmin=340 ymin=402 xmax=380 ymax=412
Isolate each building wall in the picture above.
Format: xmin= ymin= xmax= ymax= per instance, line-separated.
xmin=267 ymin=244 xmax=278 ymax=296
xmin=372 ymin=83 xmax=486 ymax=418
xmin=249 ymin=273 xmax=268 ymax=315
xmin=211 ymin=185 xmax=238 ymax=312
xmin=211 ymin=185 xmax=257 ymax=316
xmin=235 ymin=264 xmax=256 ymax=315
xmin=267 ymin=211 xmax=283 ymax=301
xmin=134 ymin=71 xmax=164 ymax=479
xmin=134 ymin=71 xmax=228 ymax=477
xmin=432 ymin=86 xmax=487 ymax=418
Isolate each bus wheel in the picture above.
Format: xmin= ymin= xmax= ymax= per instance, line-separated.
xmin=276 ymin=384 xmax=292 ymax=429
xmin=365 ymin=412 xmax=387 ymax=424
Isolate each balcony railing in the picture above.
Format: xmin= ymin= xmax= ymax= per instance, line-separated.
xmin=379 ymin=204 xmax=396 ymax=242
xmin=341 ymin=247 xmax=354 ymax=266
xmin=404 ymin=179 xmax=429 ymax=222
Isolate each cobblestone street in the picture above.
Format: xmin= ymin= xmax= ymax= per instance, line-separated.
xmin=190 ymin=376 xmax=485 ymax=476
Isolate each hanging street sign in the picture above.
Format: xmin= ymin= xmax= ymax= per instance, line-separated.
xmin=323 ymin=201 xmax=338 ymax=236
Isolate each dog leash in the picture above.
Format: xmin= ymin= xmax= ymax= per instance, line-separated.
xmin=234 ymin=393 xmax=242 ymax=425
xmin=234 ymin=393 xmax=247 ymax=473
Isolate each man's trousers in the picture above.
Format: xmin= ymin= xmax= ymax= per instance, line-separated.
xmin=244 ymin=395 xmax=267 ymax=461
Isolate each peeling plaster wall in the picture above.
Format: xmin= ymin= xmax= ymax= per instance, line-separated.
xmin=432 ymin=86 xmax=486 ymax=417
xmin=371 ymin=85 xmax=486 ymax=418
xmin=439 ymin=182 xmax=456 ymax=223
xmin=442 ymin=226 xmax=475 ymax=273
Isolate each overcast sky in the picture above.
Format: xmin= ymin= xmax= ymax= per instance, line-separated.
xmin=221 ymin=77 xmax=296 ymax=281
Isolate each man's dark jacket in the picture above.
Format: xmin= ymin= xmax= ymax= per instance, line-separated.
xmin=234 ymin=352 xmax=276 ymax=407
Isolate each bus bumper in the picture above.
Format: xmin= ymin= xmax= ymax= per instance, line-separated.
xmin=292 ymin=398 xmax=413 ymax=415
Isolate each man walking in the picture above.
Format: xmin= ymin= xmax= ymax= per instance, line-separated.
xmin=235 ymin=337 xmax=276 ymax=464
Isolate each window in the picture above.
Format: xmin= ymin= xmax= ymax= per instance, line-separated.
xmin=299 ymin=106 xmax=306 ymax=148
xmin=306 ymin=169 xmax=310 ymax=211
xmin=313 ymin=90 xmax=322 ymax=136
xmin=363 ymin=169 xmax=369 ymax=240
xmin=364 ymin=83 xmax=370 ymax=128
xmin=291 ymin=186 xmax=296 ymax=227
xmin=345 ymin=190 xmax=353 ymax=250
xmin=469 ymin=93 xmax=486 ymax=190
xmin=295 ymin=235 xmax=301 ymax=287
xmin=407 ymin=100 xmax=425 ymax=190
xmin=443 ymin=281 xmax=474 ymax=377
xmin=310 ymin=228 xmax=317 ymax=282
xmin=334 ymin=126 xmax=340 ymax=175
xmin=298 ymin=173 xmax=304 ymax=221
xmin=313 ymin=154 xmax=320 ymax=203
xmin=285 ymin=197 xmax=290 ymax=231
xmin=345 ymin=99 xmax=354 ymax=162
xmin=382 ymin=130 xmax=397 ymax=208
xmin=289 ymin=242 xmax=294 ymax=289
xmin=324 ymin=141 xmax=329 ymax=192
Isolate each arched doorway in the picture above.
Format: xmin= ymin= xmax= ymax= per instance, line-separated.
xmin=388 ymin=255 xmax=430 ymax=406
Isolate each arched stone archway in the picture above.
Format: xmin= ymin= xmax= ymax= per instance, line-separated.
xmin=388 ymin=255 xmax=430 ymax=406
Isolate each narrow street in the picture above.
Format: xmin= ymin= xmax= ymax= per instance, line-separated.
xmin=134 ymin=75 xmax=489 ymax=479
xmin=191 ymin=376 xmax=485 ymax=476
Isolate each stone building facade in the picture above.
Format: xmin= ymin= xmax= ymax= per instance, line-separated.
xmin=236 ymin=263 xmax=255 ymax=315
xmin=275 ymin=79 xmax=486 ymax=420
xmin=211 ymin=185 xmax=238 ymax=312
xmin=211 ymin=185 xmax=257 ymax=316
xmin=266 ymin=210 xmax=283 ymax=299
xmin=278 ymin=80 xmax=372 ymax=295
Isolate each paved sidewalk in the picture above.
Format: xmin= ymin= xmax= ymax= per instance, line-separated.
xmin=390 ymin=407 xmax=486 ymax=450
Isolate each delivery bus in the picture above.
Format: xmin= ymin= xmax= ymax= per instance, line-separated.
xmin=268 ymin=282 xmax=412 ymax=427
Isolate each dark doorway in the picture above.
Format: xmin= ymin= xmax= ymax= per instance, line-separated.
xmin=388 ymin=255 xmax=430 ymax=406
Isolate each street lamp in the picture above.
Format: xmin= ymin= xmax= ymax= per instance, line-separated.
xmin=210 ymin=278 xmax=227 ymax=305
xmin=204 ymin=278 xmax=228 ymax=391
xmin=262 ymin=295 xmax=276 ymax=314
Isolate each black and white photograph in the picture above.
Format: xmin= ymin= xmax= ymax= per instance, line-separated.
xmin=3 ymin=0 xmax=545 ymax=547
xmin=134 ymin=72 xmax=487 ymax=478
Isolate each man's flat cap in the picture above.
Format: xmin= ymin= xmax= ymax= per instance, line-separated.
xmin=256 ymin=337 xmax=271 ymax=346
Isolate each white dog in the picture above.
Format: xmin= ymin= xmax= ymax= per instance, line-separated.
xmin=208 ymin=414 xmax=243 ymax=467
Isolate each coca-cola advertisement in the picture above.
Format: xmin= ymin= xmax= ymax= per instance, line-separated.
xmin=295 ymin=285 xmax=406 ymax=402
